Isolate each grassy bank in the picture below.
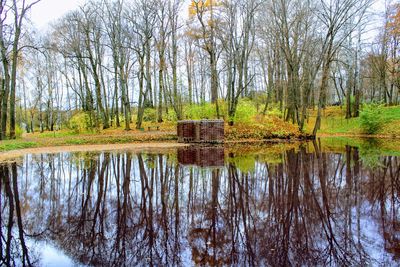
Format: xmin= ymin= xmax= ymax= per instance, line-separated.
xmin=306 ymin=106 xmax=400 ymax=137
xmin=0 ymin=117 xmax=305 ymax=152
xmin=0 ymin=130 xmax=176 ymax=152
xmin=1 ymin=105 xmax=400 ymax=153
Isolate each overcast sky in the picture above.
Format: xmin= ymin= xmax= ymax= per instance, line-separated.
xmin=29 ymin=0 xmax=85 ymax=29
xmin=29 ymin=0 xmax=386 ymax=31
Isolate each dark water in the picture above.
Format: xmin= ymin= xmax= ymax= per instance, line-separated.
xmin=1 ymin=143 xmax=399 ymax=266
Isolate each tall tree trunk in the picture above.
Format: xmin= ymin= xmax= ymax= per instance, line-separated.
xmin=313 ymin=59 xmax=331 ymax=137
xmin=171 ymin=10 xmax=182 ymax=120
xmin=136 ymin=55 xmax=146 ymax=130
xmin=0 ymin=77 xmax=3 ymax=136
xmin=158 ymin=50 xmax=164 ymax=123
xmin=119 ymin=62 xmax=130 ymax=131
xmin=345 ymin=67 xmax=353 ymax=119
xmin=227 ymin=55 xmax=235 ymax=124
xmin=93 ymin=67 xmax=109 ymax=129
xmin=145 ymin=40 xmax=153 ymax=108
xmin=353 ymin=28 xmax=362 ymax=117
xmin=9 ymin=24 xmax=21 ymax=139
xmin=84 ymin=23 xmax=109 ymax=129
xmin=0 ymin=14 xmax=9 ymax=139
xmin=114 ymin=63 xmax=120 ymax=127
xmin=210 ymin=51 xmax=218 ymax=104
xmin=185 ymin=41 xmax=193 ymax=105
xmin=1 ymin=72 xmax=9 ymax=140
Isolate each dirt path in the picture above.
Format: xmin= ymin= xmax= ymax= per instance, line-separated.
xmin=0 ymin=142 xmax=187 ymax=162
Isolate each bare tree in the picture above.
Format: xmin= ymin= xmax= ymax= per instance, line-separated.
xmin=80 ymin=2 xmax=110 ymax=129
xmin=0 ymin=0 xmax=41 ymax=139
xmin=190 ymin=0 xmax=220 ymax=111
xmin=168 ymin=0 xmax=183 ymax=120
xmin=312 ymin=0 xmax=372 ymax=136
xmin=222 ymin=0 xmax=259 ymax=125
xmin=103 ymin=0 xmax=132 ymax=130
xmin=126 ymin=0 xmax=157 ymax=129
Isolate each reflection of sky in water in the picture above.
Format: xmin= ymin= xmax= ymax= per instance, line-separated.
xmin=40 ymin=243 xmax=79 ymax=267
xmin=1 ymin=145 xmax=399 ymax=266
xmin=359 ymin=216 xmax=389 ymax=265
xmin=23 ymin=238 xmax=83 ymax=267
xmin=356 ymin=203 xmax=398 ymax=265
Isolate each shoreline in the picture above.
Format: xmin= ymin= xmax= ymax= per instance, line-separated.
xmin=0 ymin=142 xmax=188 ymax=162
xmin=0 ymin=137 xmax=312 ymax=162
xmin=1 ymin=134 xmax=399 ymax=162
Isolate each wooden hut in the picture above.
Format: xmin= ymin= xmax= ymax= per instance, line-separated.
xmin=177 ymin=120 xmax=196 ymax=143
xmin=177 ymin=120 xmax=224 ymax=143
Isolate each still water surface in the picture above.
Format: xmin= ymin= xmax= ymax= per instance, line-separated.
xmin=0 ymin=143 xmax=399 ymax=266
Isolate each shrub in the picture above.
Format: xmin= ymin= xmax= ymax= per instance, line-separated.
xmin=267 ymin=107 xmax=283 ymax=118
xmin=15 ymin=125 xmax=23 ymax=138
xmin=143 ymin=108 xmax=157 ymax=122
xmin=233 ymin=100 xmax=257 ymax=124
xmin=68 ymin=112 xmax=92 ymax=133
xmin=360 ymin=104 xmax=385 ymax=134
xmin=184 ymin=102 xmax=217 ymax=120
xmin=164 ymin=110 xmax=177 ymax=122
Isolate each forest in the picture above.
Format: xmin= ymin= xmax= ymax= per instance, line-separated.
xmin=0 ymin=0 xmax=399 ymax=143
xmin=2 ymin=1 xmax=400 ymax=265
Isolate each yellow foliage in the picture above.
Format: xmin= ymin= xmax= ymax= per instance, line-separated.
xmin=387 ymin=3 xmax=400 ymax=37
xmin=188 ymin=0 xmax=221 ymax=17
xmin=189 ymin=1 xmax=209 ymax=16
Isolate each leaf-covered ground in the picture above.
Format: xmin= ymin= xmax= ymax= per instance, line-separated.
xmin=1 ymin=106 xmax=400 ymax=153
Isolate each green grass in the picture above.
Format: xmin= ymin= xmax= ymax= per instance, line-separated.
xmin=0 ymin=141 xmax=38 ymax=152
xmin=33 ymin=131 xmax=78 ymax=138
xmin=310 ymin=105 xmax=400 ymax=136
xmin=1 ymin=130 xmax=178 ymax=153
xmin=65 ymin=139 xmax=90 ymax=145
xmin=60 ymin=134 xmax=176 ymax=146
xmin=381 ymin=106 xmax=400 ymax=121
xmin=321 ymin=116 xmax=362 ymax=134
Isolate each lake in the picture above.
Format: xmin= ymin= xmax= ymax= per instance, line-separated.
xmin=1 ymin=139 xmax=399 ymax=266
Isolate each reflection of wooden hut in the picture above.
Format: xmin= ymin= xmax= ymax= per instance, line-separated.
xmin=177 ymin=120 xmax=224 ymax=143
xmin=178 ymin=147 xmax=224 ymax=167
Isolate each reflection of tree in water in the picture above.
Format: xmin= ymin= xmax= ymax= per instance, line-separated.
xmin=362 ymin=152 xmax=400 ymax=260
xmin=0 ymin=163 xmax=35 ymax=266
xmin=0 ymin=146 xmax=399 ymax=266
